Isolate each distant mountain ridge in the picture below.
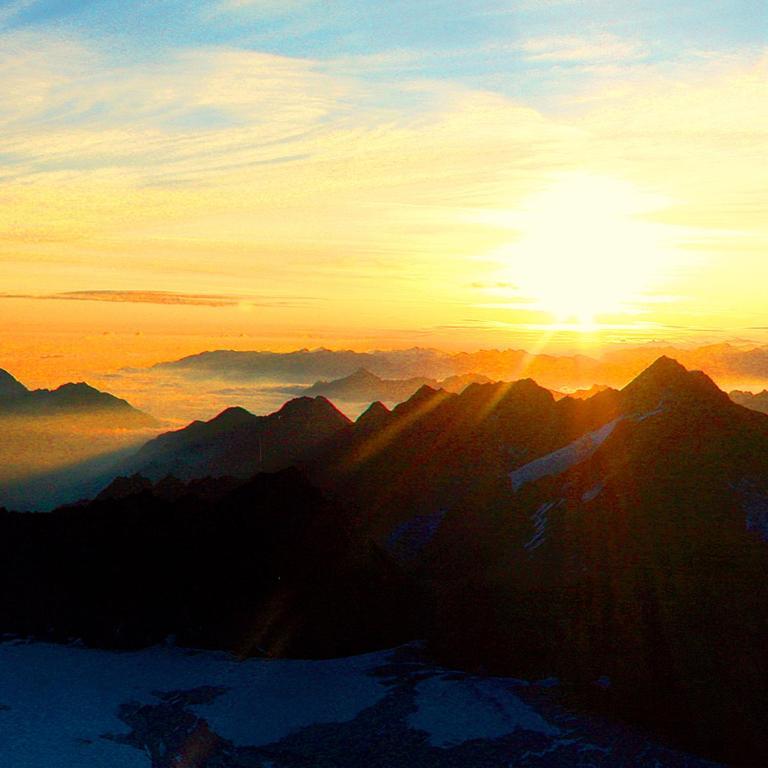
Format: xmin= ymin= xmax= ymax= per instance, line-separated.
xmin=730 ymin=388 xmax=768 ymax=414
xmin=154 ymin=342 xmax=768 ymax=391
xmin=0 ymin=369 xmax=155 ymax=426
xmin=154 ymin=347 xmax=457 ymax=381
xmin=293 ymin=368 xmax=607 ymax=408
xmin=300 ymin=367 xmax=490 ymax=403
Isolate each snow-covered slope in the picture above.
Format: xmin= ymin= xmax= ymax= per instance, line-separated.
xmin=509 ymin=402 xmax=664 ymax=493
xmin=0 ymin=641 xmax=720 ymax=767
xmin=510 ymin=417 xmax=623 ymax=492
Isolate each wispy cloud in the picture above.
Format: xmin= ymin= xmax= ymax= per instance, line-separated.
xmin=0 ymin=290 xmax=318 ymax=308
xmin=520 ymin=34 xmax=649 ymax=63
xmin=215 ymin=0 xmax=312 ymax=11
xmin=0 ymin=21 xmax=766 ymax=338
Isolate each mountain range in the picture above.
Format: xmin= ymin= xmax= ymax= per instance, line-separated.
xmin=296 ymin=368 xmax=490 ymax=403
xmin=154 ymin=342 xmax=768 ymax=391
xmin=3 ymin=356 xmax=768 ymax=763
xmin=297 ymin=367 xmax=610 ymax=405
xmin=730 ymin=388 xmax=768 ymax=415
xmin=119 ymin=396 xmax=351 ymax=481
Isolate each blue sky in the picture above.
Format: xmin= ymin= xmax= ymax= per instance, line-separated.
xmin=3 ymin=0 xmax=765 ymax=95
xmin=2 ymin=0 xmax=765 ymax=131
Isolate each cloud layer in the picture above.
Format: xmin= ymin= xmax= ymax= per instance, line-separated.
xmin=0 ymin=290 xmax=315 ymax=308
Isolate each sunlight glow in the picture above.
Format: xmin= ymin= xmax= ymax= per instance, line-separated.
xmin=493 ymin=174 xmax=684 ymax=327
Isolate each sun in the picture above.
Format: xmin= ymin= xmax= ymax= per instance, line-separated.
xmin=493 ymin=173 xmax=680 ymax=328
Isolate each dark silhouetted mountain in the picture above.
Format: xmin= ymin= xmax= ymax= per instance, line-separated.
xmin=0 ymin=370 xmax=155 ymax=426
xmin=298 ymin=356 xmax=768 ymax=763
xmin=304 ymin=368 xmax=432 ymax=402
xmin=414 ymin=361 xmax=768 ymax=764
xmin=618 ymin=354 xmax=730 ymax=411
xmin=122 ymin=396 xmax=351 ymax=481
xmin=0 ymin=369 xmax=28 ymax=400
xmin=0 ymin=370 xmax=157 ymax=512
xmin=95 ymin=473 xmax=154 ymax=501
xmin=601 ymin=342 xmax=768 ymax=386
xmin=0 ymin=468 xmax=415 ymax=659
xmin=302 ymin=368 xmax=491 ymax=403
xmin=354 ymin=400 xmax=392 ymax=434
xmin=730 ymin=388 xmax=768 ymax=415
xmin=316 ymin=377 xmax=619 ymax=542
xmin=152 ymin=474 xmax=188 ymax=500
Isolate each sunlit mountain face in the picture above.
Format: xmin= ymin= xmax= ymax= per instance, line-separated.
xmin=1 ymin=0 xmax=767 ymax=766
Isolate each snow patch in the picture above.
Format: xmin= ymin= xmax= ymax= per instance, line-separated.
xmin=524 ymin=500 xmax=557 ymax=551
xmin=520 ymin=738 xmax=581 ymax=761
xmin=0 ymin=642 xmax=392 ymax=765
xmin=0 ymin=640 xmax=718 ymax=766
xmin=635 ymin=401 xmax=665 ymax=422
xmin=193 ymin=653 xmax=393 ymax=746
xmin=510 ymin=418 xmax=621 ymax=492
xmin=408 ymin=674 xmax=559 ymax=748
xmin=581 ymin=483 xmax=604 ymax=503
xmin=510 ymin=404 xmax=664 ymax=493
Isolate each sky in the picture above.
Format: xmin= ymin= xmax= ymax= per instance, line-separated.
xmin=0 ymin=0 xmax=767 ymax=385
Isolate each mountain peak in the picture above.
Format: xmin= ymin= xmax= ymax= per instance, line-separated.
xmin=355 ymin=400 xmax=392 ymax=433
xmin=637 ymin=355 xmax=687 ymax=378
xmin=507 ymin=377 xmax=556 ymax=402
xmin=96 ymin=473 xmax=153 ymax=502
xmin=277 ymin=396 xmax=352 ymax=425
xmin=359 ymin=400 xmax=390 ymax=417
xmin=209 ymin=406 xmax=256 ymax=426
xmin=622 ymin=356 xmax=729 ymax=410
xmin=409 ymin=384 xmax=440 ymax=401
xmin=54 ymin=381 xmax=99 ymax=394
xmin=391 ymin=384 xmax=453 ymax=420
xmin=344 ymin=368 xmax=381 ymax=384
xmin=0 ymin=374 xmax=155 ymax=426
xmin=0 ymin=369 xmax=28 ymax=399
xmin=47 ymin=381 xmax=133 ymax=411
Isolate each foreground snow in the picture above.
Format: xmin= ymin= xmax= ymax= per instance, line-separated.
xmin=0 ymin=640 xmax=719 ymax=767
